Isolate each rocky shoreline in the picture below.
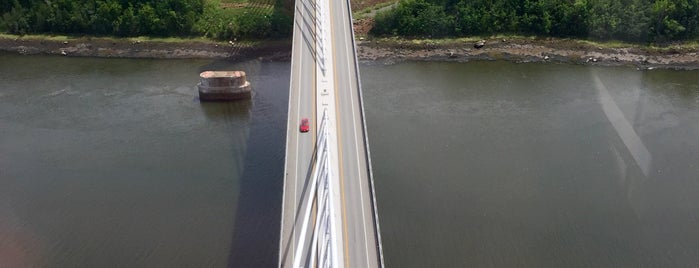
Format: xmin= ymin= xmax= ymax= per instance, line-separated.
xmin=1 ymin=35 xmax=698 ymax=70
xmin=357 ymin=38 xmax=699 ymax=70
xmin=0 ymin=36 xmax=292 ymax=61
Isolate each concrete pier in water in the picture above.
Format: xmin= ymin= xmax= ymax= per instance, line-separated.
xmin=198 ymin=71 xmax=252 ymax=101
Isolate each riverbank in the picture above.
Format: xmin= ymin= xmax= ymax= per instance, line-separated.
xmin=1 ymin=34 xmax=698 ymax=69
xmin=0 ymin=35 xmax=292 ymax=61
xmin=358 ymin=37 xmax=699 ymax=70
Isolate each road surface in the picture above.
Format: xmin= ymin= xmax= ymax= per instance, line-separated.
xmin=279 ymin=0 xmax=383 ymax=265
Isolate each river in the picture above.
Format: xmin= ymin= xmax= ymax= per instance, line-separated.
xmin=362 ymin=61 xmax=699 ymax=267
xmin=1 ymin=54 xmax=697 ymax=267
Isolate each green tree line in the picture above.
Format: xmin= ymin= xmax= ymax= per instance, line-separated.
xmin=0 ymin=0 xmax=292 ymax=39
xmin=195 ymin=0 xmax=292 ymax=40
xmin=371 ymin=0 xmax=699 ymax=42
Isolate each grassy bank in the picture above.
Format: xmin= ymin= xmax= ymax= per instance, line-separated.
xmin=0 ymin=32 xmax=291 ymax=60
xmin=3 ymin=31 xmax=697 ymax=56
xmin=0 ymin=33 xmax=212 ymax=44
xmin=353 ymin=0 xmax=398 ymax=20
xmin=0 ymin=32 xmax=296 ymax=49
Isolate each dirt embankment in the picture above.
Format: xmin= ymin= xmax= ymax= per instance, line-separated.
xmin=0 ymin=36 xmax=291 ymax=61
xmin=357 ymin=38 xmax=699 ymax=70
xmin=1 ymin=35 xmax=698 ymax=70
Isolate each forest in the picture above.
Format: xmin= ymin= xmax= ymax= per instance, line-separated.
xmin=371 ymin=0 xmax=699 ymax=42
xmin=3 ymin=0 xmax=699 ymax=43
xmin=0 ymin=0 xmax=292 ymax=39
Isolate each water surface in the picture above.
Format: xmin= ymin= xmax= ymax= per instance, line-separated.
xmin=0 ymin=53 xmax=289 ymax=267
xmin=362 ymin=61 xmax=699 ymax=267
xmin=2 ymin=54 xmax=698 ymax=267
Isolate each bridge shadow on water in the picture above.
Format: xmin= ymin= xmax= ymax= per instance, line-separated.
xmin=217 ymin=60 xmax=289 ymax=268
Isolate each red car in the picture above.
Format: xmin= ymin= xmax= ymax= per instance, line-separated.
xmin=299 ymin=118 xmax=309 ymax=133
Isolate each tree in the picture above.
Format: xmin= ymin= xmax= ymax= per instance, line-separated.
xmin=650 ymin=0 xmax=686 ymax=41
xmin=1 ymin=0 xmax=29 ymax=34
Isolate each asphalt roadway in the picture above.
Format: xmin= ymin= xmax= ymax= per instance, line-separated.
xmin=278 ymin=0 xmax=318 ymax=265
xmin=278 ymin=0 xmax=383 ymax=265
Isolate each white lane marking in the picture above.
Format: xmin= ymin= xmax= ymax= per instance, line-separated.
xmin=338 ymin=1 xmax=371 ymax=265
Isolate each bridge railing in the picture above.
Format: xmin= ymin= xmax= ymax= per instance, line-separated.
xmin=293 ymin=110 xmax=340 ymax=268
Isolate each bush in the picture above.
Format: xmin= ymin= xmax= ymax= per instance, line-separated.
xmin=1 ymin=1 xmax=29 ymax=34
xmin=370 ymin=0 xmax=699 ymax=43
xmin=0 ymin=0 xmax=205 ymax=36
xmin=372 ymin=0 xmax=453 ymax=37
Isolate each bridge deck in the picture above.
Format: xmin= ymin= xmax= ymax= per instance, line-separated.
xmin=278 ymin=0 xmax=383 ymax=266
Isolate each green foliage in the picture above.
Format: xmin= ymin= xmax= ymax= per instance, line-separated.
xmin=546 ymin=0 xmax=589 ymax=37
xmin=239 ymin=11 xmax=273 ymax=38
xmin=372 ymin=0 xmax=699 ymax=43
xmin=1 ymin=1 xmax=29 ymax=34
xmin=0 ymin=0 xmax=202 ymax=36
xmin=0 ymin=0 xmax=292 ymax=39
xmin=371 ymin=0 xmax=453 ymax=37
xmin=193 ymin=0 xmax=227 ymax=38
xmin=193 ymin=0 xmax=292 ymax=40
xmin=269 ymin=6 xmax=293 ymax=38
xmin=519 ymin=0 xmax=552 ymax=34
xmin=649 ymin=0 xmax=691 ymax=41
xmin=453 ymin=0 xmax=517 ymax=35
xmin=372 ymin=7 xmax=398 ymax=35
